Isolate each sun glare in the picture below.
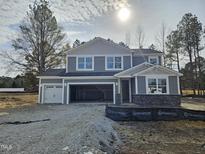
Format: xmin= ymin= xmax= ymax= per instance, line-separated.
xmin=118 ymin=7 xmax=130 ymax=22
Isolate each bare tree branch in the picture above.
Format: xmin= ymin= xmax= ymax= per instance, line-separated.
xmin=135 ymin=25 xmax=145 ymax=48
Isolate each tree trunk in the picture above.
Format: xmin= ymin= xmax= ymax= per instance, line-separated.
xmin=196 ymin=46 xmax=202 ymax=96
xmin=176 ymin=52 xmax=180 ymax=72
xmin=39 ymin=20 xmax=45 ymax=74
xmin=193 ymin=49 xmax=199 ymax=95
xmin=176 ymin=52 xmax=182 ymax=95
xmin=188 ymin=50 xmax=196 ymax=96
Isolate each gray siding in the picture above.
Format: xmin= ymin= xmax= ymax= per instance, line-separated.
xmin=123 ymin=56 xmax=131 ymax=69
xmin=132 ymin=55 xmax=162 ymax=66
xmin=132 ymin=56 xmax=148 ymax=66
xmin=94 ymin=56 xmax=105 ymax=71
xmin=67 ymin=56 xmax=131 ymax=72
xmin=137 ymin=76 xmax=146 ymax=94
xmin=169 ymin=76 xmax=178 ymax=94
xmin=67 ymin=57 xmax=76 ymax=72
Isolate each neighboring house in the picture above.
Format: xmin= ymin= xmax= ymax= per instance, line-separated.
xmin=38 ymin=37 xmax=182 ymax=106
xmin=0 ymin=88 xmax=24 ymax=92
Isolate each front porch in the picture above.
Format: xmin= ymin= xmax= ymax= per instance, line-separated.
xmin=115 ymin=63 xmax=182 ymax=106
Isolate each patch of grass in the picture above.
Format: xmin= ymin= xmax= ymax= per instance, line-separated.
xmin=182 ymin=89 xmax=205 ymax=96
xmin=0 ymin=93 xmax=37 ymax=110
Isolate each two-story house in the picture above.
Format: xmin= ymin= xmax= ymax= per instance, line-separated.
xmin=38 ymin=37 xmax=182 ymax=106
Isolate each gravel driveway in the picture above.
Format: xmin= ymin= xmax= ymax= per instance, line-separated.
xmin=0 ymin=104 xmax=120 ymax=154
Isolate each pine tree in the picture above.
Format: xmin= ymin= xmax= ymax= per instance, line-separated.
xmin=72 ymin=39 xmax=81 ymax=48
xmin=2 ymin=0 xmax=69 ymax=75
xmin=165 ymin=30 xmax=182 ymax=71
xmin=177 ymin=13 xmax=203 ymax=95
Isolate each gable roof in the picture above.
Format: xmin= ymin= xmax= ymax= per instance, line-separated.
xmin=68 ymin=37 xmax=131 ymax=54
xmin=131 ymin=48 xmax=163 ymax=55
xmin=134 ymin=65 xmax=183 ymax=76
xmin=68 ymin=37 xmax=164 ymax=56
xmin=114 ymin=62 xmax=153 ymax=78
xmin=114 ymin=62 xmax=182 ymax=78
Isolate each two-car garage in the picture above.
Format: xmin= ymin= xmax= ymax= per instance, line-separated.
xmin=67 ymin=82 xmax=115 ymax=104
xmin=41 ymin=82 xmax=115 ymax=104
xmin=70 ymin=84 xmax=113 ymax=102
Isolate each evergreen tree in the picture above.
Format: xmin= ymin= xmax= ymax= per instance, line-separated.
xmin=12 ymin=81 xmax=17 ymax=88
xmin=165 ymin=30 xmax=182 ymax=71
xmin=2 ymin=0 xmax=69 ymax=75
xmin=149 ymin=44 xmax=156 ymax=50
xmin=177 ymin=13 xmax=203 ymax=95
xmin=72 ymin=39 xmax=81 ymax=48
xmin=119 ymin=42 xmax=129 ymax=48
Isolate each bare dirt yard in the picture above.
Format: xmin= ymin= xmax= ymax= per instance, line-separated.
xmin=0 ymin=94 xmax=205 ymax=154
xmin=115 ymin=121 xmax=205 ymax=154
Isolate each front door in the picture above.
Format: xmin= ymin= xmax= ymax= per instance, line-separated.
xmin=121 ymin=80 xmax=129 ymax=102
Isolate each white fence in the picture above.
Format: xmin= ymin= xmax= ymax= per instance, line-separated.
xmin=0 ymin=88 xmax=24 ymax=92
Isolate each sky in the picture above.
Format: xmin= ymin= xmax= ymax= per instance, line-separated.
xmin=0 ymin=0 xmax=204 ymax=76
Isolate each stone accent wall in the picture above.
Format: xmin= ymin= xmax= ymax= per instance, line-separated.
xmin=105 ymin=105 xmax=205 ymax=121
xmin=132 ymin=94 xmax=181 ymax=107
xmin=115 ymin=94 xmax=121 ymax=105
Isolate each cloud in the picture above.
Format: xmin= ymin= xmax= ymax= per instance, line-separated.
xmin=0 ymin=0 xmax=128 ymax=76
xmin=0 ymin=0 xmax=128 ymax=48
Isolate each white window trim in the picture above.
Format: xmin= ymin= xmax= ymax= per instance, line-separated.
xmin=148 ymin=56 xmax=159 ymax=65
xmin=145 ymin=75 xmax=169 ymax=95
xmin=76 ymin=56 xmax=94 ymax=71
xmin=105 ymin=55 xmax=124 ymax=70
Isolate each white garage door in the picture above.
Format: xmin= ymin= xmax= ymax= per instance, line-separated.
xmin=44 ymin=85 xmax=62 ymax=103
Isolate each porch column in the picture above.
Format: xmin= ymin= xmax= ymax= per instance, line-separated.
xmin=117 ymin=79 xmax=121 ymax=94
xmin=62 ymin=79 xmax=65 ymax=104
xmin=38 ymin=78 xmax=41 ymax=104
xmin=177 ymin=76 xmax=181 ymax=95
xmin=129 ymin=78 xmax=132 ymax=103
xmin=117 ymin=78 xmax=122 ymax=104
xmin=67 ymin=83 xmax=70 ymax=104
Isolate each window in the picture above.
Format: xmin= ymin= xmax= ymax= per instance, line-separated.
xmin=77 ymin=57 xmax=93 ymax=70
xmin=147 ymin=77 xmax=167 ymax=94
xmin=106 ymin=56 xmax=123 ymax=70
xmin=148 ymin=56 xmax=158 ymax=65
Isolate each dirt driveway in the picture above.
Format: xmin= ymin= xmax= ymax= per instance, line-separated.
xmin=0 ymin=104 xmax=120 ymax=154
xmin=0 ymin=103 xmax=205 ymax=154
